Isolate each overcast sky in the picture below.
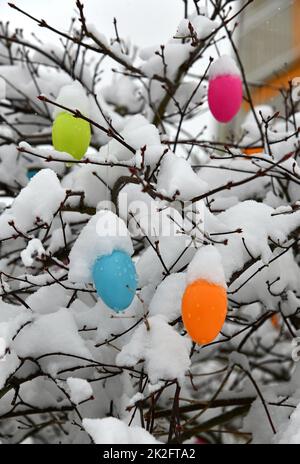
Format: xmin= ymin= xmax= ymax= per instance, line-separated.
xmin=1 ymin=0 xmax=184 ymax=46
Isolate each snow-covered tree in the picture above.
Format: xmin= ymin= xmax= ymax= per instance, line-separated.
xmin=0 ymin=0 xmax=300 ymax=444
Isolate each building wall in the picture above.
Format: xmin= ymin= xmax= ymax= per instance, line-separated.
xmin=219 ymin=0 xmax=300 ymax=138
xmin=239 ymin=0 xmax=298 ymax=83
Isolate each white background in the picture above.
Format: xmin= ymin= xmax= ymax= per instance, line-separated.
xmin=1 ymin=0 xmax=184 ymax=46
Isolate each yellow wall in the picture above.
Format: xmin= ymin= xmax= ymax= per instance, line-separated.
xmin=249 ymin=60 xmax=300 ymax=106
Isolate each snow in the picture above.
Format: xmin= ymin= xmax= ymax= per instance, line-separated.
xmin=157 ymin=152 xmax=208 ymax=200
xmin=0 ymin=351 xmax=20 ymax=390
xmin=48 ymin=223 xmax=72 ymax=255
xmin=209 ymin=200 xmax=300 ymax=282
xmin=20 ymin=438 xmax=34 ymax=445
xmin=148 ymin=382 xmax=164 ymax=394
xmin=68 ymin=211 xmax=134 ymax=284
xmin=13 ymin=309 xmax=93 ymax=375
xmin=53 ymin=81 xmax=91 ymax=119
xmin=102 ymin=76 xmax=144 ymax=114
xmin=83 ymin=417 xmax=160 ymax=444
xmin=0 ymin=62 xmax=72 ymax=115
xmin=175 ymin=15 xmax=218 ymax=40
xmin=61 ymin=165 xmax=112 ymax=209
xmin=231 ymin=249 xmax=300 ymax=310
xmin=242 ymin=105 xmax=275 ymax=138
xmin=0 ymin=338 xmax=5 ymax=359
xmin=17 ymin=269 xmax=66 ymax=291
xmin=21 ymin=239 xmax=45 ymax=267
xmin=98 ymin=114 xmax=161 ymax=162
xmin=137 ymin=235 xmax=196 ymax=287
xmin=209 ymin=55 xmax=241 ymax=80
xmin=25 ymin=284 xmax=70 ymax=315
xmin=242 ymin=105 xmax=274 ymax=132
xmin=86 ymin=24 xmax=109 ymax=48
xmin=271 ymin=135 xmax=300 ymax=167
xmin=0 ymin=303 xmax=33 ymax=372
xmin=0 ymin=169 xmax=66 ymax=240
xmin=67 ymin=378 xmax=93 ymax=405
xmin=0 ymin=77 xmax=6 ymax=100
xmin=19 ymin=376 xmax=64 ymax=411
xmin=149 ymin=273 xmax=186 ymax=322
xmin=129 ymin=203 xmax=185 ymax=244
xmin=141 ymin=42 xmax=191 ymax=80
xmin=134 ymin=145 xmax=170 ymax=169
xmin=118 ymin=183 xmax=156 ymax=227
xmin=71 ymin=299 xmax=103 ymax=332
xmin=19 ymin=141 xmax=74 ymax=164
xmin=0 ymin=300 xmax=31 ymax=323
xmin=87 ymin=23 xmax=133 ymax=67
xmin=243 ymin=395 xmax=291 ymax=445
xmin=167 ymin=80 xmax=206 ymax=116
xmin=274 ymin=403 xmax=300 ymax=444
xmin=117 ymin=315 xmax=191 ymax=385
xmin=228 ymin=352 xmax=250 ymax=371
xmin=127 ymin=392 xmax=144 ymax=408
xmin=198 ymin=157 xmax=268 ymax=205
xmin=282 ymin=291 xmax=300 ymax=317
xmin=186 ymin=245 xmax=227 ymax=288
xmin=120 ymin=182 xmax=203 ymax=245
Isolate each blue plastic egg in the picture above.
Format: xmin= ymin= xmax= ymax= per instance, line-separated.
xmin=27 ymin=168 xmax=40 ymax=180
xmin=92 ymin=250 xmax=138 ymax=312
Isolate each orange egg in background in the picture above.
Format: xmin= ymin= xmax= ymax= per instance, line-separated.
xmin=244 ymin=147 xmax=263 ymax=156
xmin=271 ymin=313 xmax=281 ymax=330
xmin=181 ymin=279 xmax=228 ymax=345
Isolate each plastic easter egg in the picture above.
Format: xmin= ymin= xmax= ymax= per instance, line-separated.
xmin=271 ymin=314 xmax=280 ymax=330
xmin=208 ymin=75 xmax=243 ymax=123
xmin=92 ymin=250 xmax=137 ymax=312
xmin=244 ymin=147 xmax=263 ymax=156
xmin=27 ymin=168 xmax=40 ymax=180
xmin=181 ymin=279 xmax=227 ymax=345
xmin=52 ymin=112 xmax=91 ymax=160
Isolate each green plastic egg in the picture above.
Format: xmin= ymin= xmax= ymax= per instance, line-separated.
xmin=52 ymin=112 xmax=91 ymax=160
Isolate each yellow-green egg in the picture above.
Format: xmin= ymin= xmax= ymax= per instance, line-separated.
xmin=52 ymin=112 xmax=91 ymax=160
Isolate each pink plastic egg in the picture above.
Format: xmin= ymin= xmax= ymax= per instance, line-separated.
xmin=208 ymin=74 xmax=243 ymax=123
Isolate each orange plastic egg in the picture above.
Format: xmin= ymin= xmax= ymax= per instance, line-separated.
xmin=271 ymin=314 xmax=280 ymax=330
xmin=182 ymin=279 xmax=227 ymax=345
xmin=244 ymin=147 xmax=263 ymax=156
